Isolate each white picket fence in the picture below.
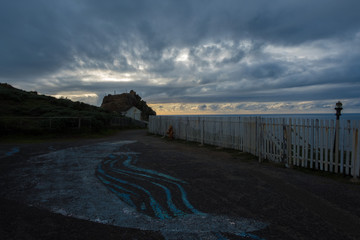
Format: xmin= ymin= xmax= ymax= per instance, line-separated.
xmin=149 ymin=116 xmax=360 ymax=177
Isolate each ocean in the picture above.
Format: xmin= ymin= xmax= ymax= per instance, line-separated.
xmin=163 ymin=113 xmax=360 ymax=121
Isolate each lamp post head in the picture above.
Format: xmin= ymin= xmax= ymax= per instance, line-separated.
xmin=335 ymin=101 xmax=343 ymax=120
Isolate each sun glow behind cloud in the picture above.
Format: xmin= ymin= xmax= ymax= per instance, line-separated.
xmin=52 ymin=91 xmax=99 ymax=105
xmin=149 ymin=100 xmax=358 ymax=116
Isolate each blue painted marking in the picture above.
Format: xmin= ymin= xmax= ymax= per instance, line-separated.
xmin=110 ymin=154 xmax=204 ymax=216
xmin=148 ymin=196 xmax=170 ymax=220
xmin=172 ymin=181 xmax=205 ymax=215
xmin=97 ymin=174 xmax=137 ymax=195
xmin=123 ymin=155 xmax=186 ymax=183
xmin=6 ymin=147 xmax=19 ymax=156
xmin=109 ymin=159 xmax=119 ymax=168
xmin=48 ymin=146 xmax=56 ymax=151
xmin=97 ymin=174 xmax=137 ymax=208
xmin=97 ymin=164 xmax=171 ymax=220
xmin=111 ymin=166 xmax=159 ymax=180
xmin=236 ymin=232 xmax=266 ymax=240
xmin=108 ymin=159 xmax=187 ymax=216
xmin=103 ymin=159 xmax=112 ymax=165
xmin=109 ymin=165 xmax=193 ymax=216
xmin=108 ymin=187 xmax=137 ymax=208
xmin=110 ymin=154 xmax=205 ymax=216
xmin=214 ymin=232 xmax=229 ymax=240
xmin=96 ymin=151 xmax=266 ymax=239
xmin=151 ymin=181 xmax=186 ymax=217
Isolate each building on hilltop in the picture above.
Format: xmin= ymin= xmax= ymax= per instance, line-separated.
xmin=123 ymin=106 xmax=142 ymax=121
xmin=100 ymin=90 xmax=156 ymax=121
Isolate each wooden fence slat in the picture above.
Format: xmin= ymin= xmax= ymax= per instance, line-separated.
xmin=324 ymin=120 xmax=329 ymax=172
xmin=352 ymin=121 xmax=359 ymax=177
xmin=148 ymin=116 xmax=359 ymax=177
xmin=330 ymin=120 xmax=335 ymax=173
xmin=296 ymin=118 xmax=300 ymax=166
xmin=345 ymin=120 xmax=352 ymax=175
xmin=271 ymin=118 xmax=276 ymax=162
xmin=263 ymin=118 xmax=268 ymax=161
xmin=356 ymin=121 xmax=360 ymax=177
xmin=277 ymin=118 xmax=282 ymax=162
xmin=309 ymin=119 xmax=314 ymax=169
xmin=319 ymin=120 xmax=324 ymax=171
xmin=301 ymin=119 xmax=306 ymax=167
xmin=314 ymin=119 xmax=319 ymax=170
xmin=304 ymin=119 xmax=310 ymax=168
xmin=274 ymin=118 xmax=278 ymax=162
xmin=287 ymin=118 xmax=293 ymax=166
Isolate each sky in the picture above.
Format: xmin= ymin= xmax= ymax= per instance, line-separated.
xmin=1 ymin=0 xmax=360 ymax=115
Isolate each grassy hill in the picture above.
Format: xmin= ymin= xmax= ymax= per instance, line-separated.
xmin=0 ymin=83 xmax=124 ymax=135
xmin=0 ymin=83 xmax=110 ymax=117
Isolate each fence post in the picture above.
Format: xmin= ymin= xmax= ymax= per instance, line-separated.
xmin=286 ymin=118 xmax=293 ymax=168
xmin=201 ymin=118 xmax=204 ymax=145
xmin=257 ymin=117 xmax=262 ymax=163
xmin=334 ymin=118 xmax=340 ymax=173
xmin=282 ymin=118 xmax=287 ymax=164
xmin=351 ymin=124 xmax=359 ymax=181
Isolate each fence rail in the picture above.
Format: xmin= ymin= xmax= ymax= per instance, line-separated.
xmin=0 ymin=116 xmax=141 ymax=133
xmin=0 ymin=117 xmax=93 ymax=130
xmin=149 ymin=116 xmax=360 ymax=178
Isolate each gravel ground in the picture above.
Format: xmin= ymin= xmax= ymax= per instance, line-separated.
xmin=1 ymin=129 xmax=360 ymax=240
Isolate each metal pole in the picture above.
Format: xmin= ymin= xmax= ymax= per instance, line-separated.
xmin=334 ymin=101 xmax=343 ymax=173
xmin=351 ymin=128 xmax=359 ymax=182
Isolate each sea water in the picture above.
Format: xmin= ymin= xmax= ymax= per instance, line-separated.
xmin=165 ymin=113 xmax=360 ymax=121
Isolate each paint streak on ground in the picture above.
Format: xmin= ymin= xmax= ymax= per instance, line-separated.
xmin=96 ymin=144 xmax=267 ymax=240
xmin=1 ymin=141 xmax=267 ymax=240
xmin=5 ymin=147 xmax=20 ymax=157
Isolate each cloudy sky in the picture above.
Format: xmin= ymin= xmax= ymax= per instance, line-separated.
xmin=1 ymin=0 xmax=360 ymax=115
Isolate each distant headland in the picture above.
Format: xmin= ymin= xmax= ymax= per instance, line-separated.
xmin=101 ymin=90 xmax=156 ymax=121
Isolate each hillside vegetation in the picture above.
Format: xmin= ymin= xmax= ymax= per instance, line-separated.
xmin=0 ymin=83 xmax=110 ymax=117
xmin=0 ymin=83 xmax=125 ymax=134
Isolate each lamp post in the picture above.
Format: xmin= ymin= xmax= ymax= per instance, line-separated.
xmin=335 ymin=101 xmax=343 ymax=120
xmin=334 ymin=101 xmax=343 ymax=173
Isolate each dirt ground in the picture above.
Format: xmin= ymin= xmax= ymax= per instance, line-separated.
xmin=1 ymin=129 xmax=360 ymax=240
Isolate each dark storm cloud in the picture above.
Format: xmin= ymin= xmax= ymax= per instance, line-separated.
xmin=1 ymin=0 xmax=360 ymax=112
xmin=0 ymin=1 xmax=72 ymax=78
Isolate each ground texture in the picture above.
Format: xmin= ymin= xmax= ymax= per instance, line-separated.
xmin=1 ymin=129 xmax=360 ymax=240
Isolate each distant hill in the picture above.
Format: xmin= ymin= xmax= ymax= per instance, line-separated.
xmin=101 ymin=90 xmax=156 ymax=121
xmin=0 ymin=83 xmax=114 ymax=117
xmin=0 ymin=83 xmax=122 ymax=134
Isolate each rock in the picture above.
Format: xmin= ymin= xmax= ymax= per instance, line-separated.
xmin=101 ymin=90 xmax=156 ymax=121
